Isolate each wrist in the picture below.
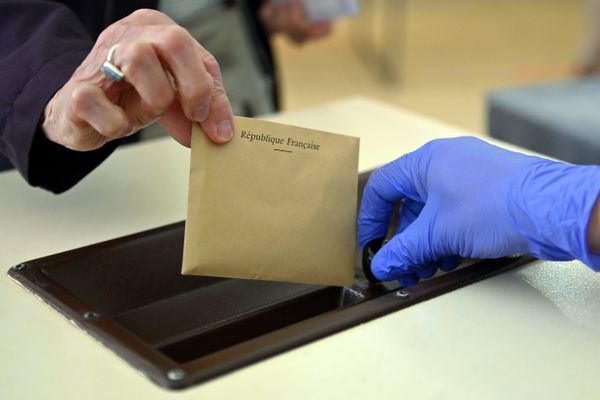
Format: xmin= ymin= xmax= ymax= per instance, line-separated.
xmin=508 ymin=160 xmax=600 ymax=268
xmin=586 ymin=195 xmax=600 ymax=253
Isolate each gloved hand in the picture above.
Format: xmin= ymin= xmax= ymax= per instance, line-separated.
xmin=358 ymin=137 xmax=600 ymax=286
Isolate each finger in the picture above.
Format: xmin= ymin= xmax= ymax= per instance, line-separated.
xmin=120 ymin=8 xmax=175 ymax=26
xmin=357 ymin=153 xmax=426 ymax=249
xmin=439 ymin=255 xmax=462 ymax=272
xmin=160 ymin=100 xmax=192 ymax=147
xmin=150 ymin=26 xmax=215 ymax=123
xmin=286 ymin=0 xmax=313 ymax=43
xmin=197 ymin=54 xmax=234 ymax=143
xmin=398 ymin=273 xmax=419 ymax=288
xmin=113 ymin=41 xmax=175 ymax=120
xmin=259 ymin=2 xmax=276 ymax=31
xmin=290 ymin=0 xmax=310 ymax=28
xmin=308 ymin=22 xmax=332 ymax=39
xmin=416 ymin=262 xmax=437 ymax=279
xmin=69 ymin=83 xmax=129 ymax=147
xmin=275 ymin=3 xmax=291 ymax=33
xmin=371 ymin=209 xmax=438 ymax=281
xmin=397 ymin=198 xmax=424 ymax=234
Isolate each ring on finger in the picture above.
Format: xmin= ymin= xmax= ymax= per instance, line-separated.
xmin=101 ymin=44 xmax=125 ymax=82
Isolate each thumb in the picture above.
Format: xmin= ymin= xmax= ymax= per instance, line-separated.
xmin=371 ymin=212 xmax=439 ymax=281
xmin=198 ymin=54 xmax=234 ymax=144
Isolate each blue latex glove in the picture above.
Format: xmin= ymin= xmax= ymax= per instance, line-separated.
xmin=358 ymin=137 xmax=600 ymax=286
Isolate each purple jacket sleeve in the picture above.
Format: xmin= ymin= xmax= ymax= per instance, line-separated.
xmin=0 ymin=0 xmax=119 ymax=193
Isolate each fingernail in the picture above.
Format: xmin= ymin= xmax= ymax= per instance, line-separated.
xmin=194 ymin=104 xmax=209 ymax=121
xmin=217 ymin=120 xmax=233 ymax=142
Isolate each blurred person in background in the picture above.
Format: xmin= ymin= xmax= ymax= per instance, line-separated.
xmin=143 ymin=0 xmax=331 ymax=137
xmin=575 ymin=0 xmax=600 ymax=75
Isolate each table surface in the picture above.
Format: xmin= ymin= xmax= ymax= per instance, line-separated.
xmin=1 ymin=97 xmax=599 ymax=400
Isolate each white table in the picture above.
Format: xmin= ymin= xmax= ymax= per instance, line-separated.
xmin=1 ymin=97 xmax=599 ymax=399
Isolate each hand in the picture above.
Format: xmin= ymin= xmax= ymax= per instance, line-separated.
xmin=260 ymin=0 xmax=332 ymax=44
xmin=42 ymin=9 xmax=234 ymax=151
xmin=358 ymin=137 xmax=600 ymax=286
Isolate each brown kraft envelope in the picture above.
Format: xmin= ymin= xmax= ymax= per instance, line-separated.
xmin=182 ymin=116 xmax=359 ymax=286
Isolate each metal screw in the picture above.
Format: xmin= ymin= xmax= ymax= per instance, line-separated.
xmin=395 ymin=289 xmax=410 ymax=298
xmin=13 ymin=263 xmax=27 ymax=271
xmin=83 ymin=311 xmax=100 ymax=320
xmin=167 ymin=369 xmax=186 ymax=381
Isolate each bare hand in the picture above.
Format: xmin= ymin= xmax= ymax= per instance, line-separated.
xmin=42 ymin=9 xmax=234 ymax=151
xmin=260 ymin=0 xmax=332 ymax=45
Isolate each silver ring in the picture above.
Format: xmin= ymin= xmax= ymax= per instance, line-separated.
xmin=101 ymin=44 xmax=124 ymax=82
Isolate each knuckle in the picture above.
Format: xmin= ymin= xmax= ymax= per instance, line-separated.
xmin=147 ymin=89 xmax=174 ymax=114
xmin=96 ymin=24 xmax=123 ymax=45
xmin=102 ymin=116 xmax=128 ymax=138
xmin=124 ymin=41 xmax=152 ymax=67
xmin=163 ymin=25 xmax=192 ymax=53
xmin=62 ymin=127 xmax=102 ymax=151
xmin=70 ymin=86 xmax=95 ymax=115
xmin=202 ymin=53 xmax=220 ymax=72
xmin=130 ymin=8 xmax=165 ymax=21
xmin=366 ymin=168 xmax=384 ymax=190
xmin=422 ymin=139 xmax=443 ymax=153
xmin=100 ymin=122 xmax=118 ymax=138
xmin=211 ymin=82 xmax=227 ymax=100
xmin=120 ymin=42 xmax=154 ymax=82
xmin=210 ymin=87 xmax=232 ymax=113
xmin=102 ymin=126 xmax=122 ymax=139
xmin=59 ymin=135 xmax=79 ymax=150
xmin=182 ymin=75 xmax=213 ymax=104
xmin=202 ymin=53 xmax=224 ymax=79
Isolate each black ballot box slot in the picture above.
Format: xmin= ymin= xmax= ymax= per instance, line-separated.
xmin=7 ymin=171 xmax=534 ymax=390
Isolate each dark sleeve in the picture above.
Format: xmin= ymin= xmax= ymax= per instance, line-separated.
xmin=241 ymin=0 xmax=280 ymax=110
xmin=0 ymin=0 xmax=119 ymax=194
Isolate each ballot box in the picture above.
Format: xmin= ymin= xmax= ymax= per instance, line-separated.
xmin=8 ymin=170 xmax=531 ymax=389
xmin=4 ymin=98 xmax=600 ymax=399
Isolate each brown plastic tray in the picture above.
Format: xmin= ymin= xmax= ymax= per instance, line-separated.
xmin=7 ymin=172 xmax=534 ymax=390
